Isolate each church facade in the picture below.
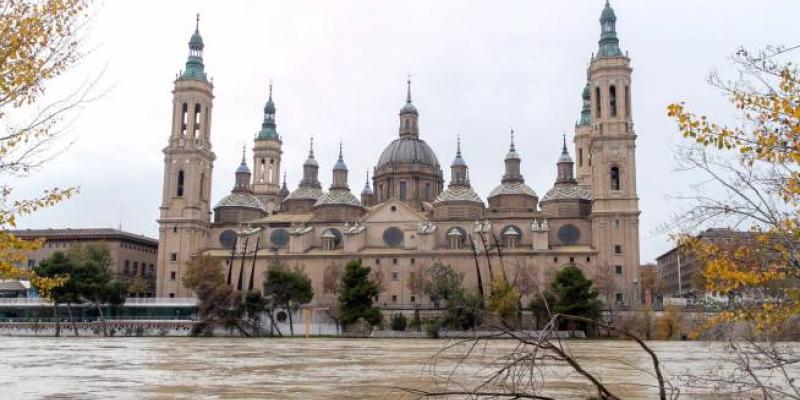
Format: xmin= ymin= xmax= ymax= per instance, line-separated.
xmin=156 ymin=2 xmax=641 ymax=309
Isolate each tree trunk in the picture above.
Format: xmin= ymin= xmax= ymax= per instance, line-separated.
xmin=67 ymin=304 xmax=79 ymax=336
xmin=266 ymin=309 xmax=282 ymax=337
xmin=287 ymin=305 xmax=294 ymax=336
xmin=94 ymin=302 xmax=108 ymax=336
xmin=52 ymin=303 xmax=61 ymax=337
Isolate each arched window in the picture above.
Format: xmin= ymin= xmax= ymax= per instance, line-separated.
xmin=609 ymin=85 xmax=617 ymax=117
xmin=578 ymin=148 xmax=583 ymax=167
xmin=595 ymin=87 xmax=601 ymax=117
xmin=610 ymin=166 xmax=620 ymax=191
xmin=180 ymin=103 xmax=188 ymax=136
xmin=176 ymin=170 xmax=185 ymax=197
xmin=193 ymin=104 xmax=201 ymax=139
xmin=625 ymin=85 xmax=631 ymax=118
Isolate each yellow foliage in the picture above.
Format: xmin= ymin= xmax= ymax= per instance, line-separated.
xmin=0 ymin=1 xmax=88 ymax=296
xmin=668 ymin=50 xmax=800 ymax=331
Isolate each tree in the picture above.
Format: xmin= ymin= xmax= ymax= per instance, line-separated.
xmin=183 ymin=255 xmax=237 ymax=336
xmin=339 ymin=259 xmax=382 ymax=330
xmin=322 ymin=263 xmax=345 ymax=333
xmin=547 ymin=265 xmax=601 ymax=333
xmin=407 ymin=262 xmax=464 ymax=308
xmin=1 ymin=0 xmax=93 ymax=295
xmin=487 ymin=275 xmax=519 ymax=326
xmin=68 ymin=243 xmax=127 ymax=335
xmin=666 ymin=46 xmax=800 ymax=330
xmin=263 ymin=265 xmax=314 ymax=336
xmin=33 ymin=251 xmax=77 ymax=336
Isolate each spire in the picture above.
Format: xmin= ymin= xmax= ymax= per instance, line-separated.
xmin=505 ymin=128 xmax=520 ymax=160
xmin=257 ymin=81 xmax=279 ymax=140
xmin=241 ymin=145 xmax=246 ymax=163
xmin=333 ymin=141 xmax=347 ymax=171
xmin=279 ymin=171 xmax=290 ymax=198
xmin=451 ymin=135 xmax=467 ymax=167
xmin=556 ymin=133 xmax=575 ymax=184
xmin=406 ymin=76 xmax=412 ymax=104
xmin=309 ymin=136 xmax=315 ymax=158
xmin=597 ymin=0 xmax=623 ymax=58
xmin=361 ymin=169 xmax=373 ymax=197
xmin=182 ymin=14 xmax=207 ymax=81
xmin=399 ymin=76 xmax=418 ymax=116
xmin=502 ymin=128 xmax=524 ymax=184
xmin=234 ymin=145 xmax=251 ymax=190
xmin=300 ymin=136 xmax=321 ymax=188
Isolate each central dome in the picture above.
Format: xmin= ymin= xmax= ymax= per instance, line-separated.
xmin=377 ymin=138 xmax=440 ymax=169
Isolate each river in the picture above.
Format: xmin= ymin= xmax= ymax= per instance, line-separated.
xmin=0 ymin=337 xmax=792 ymax=399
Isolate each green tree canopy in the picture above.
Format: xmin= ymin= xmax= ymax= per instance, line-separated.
xmin=339 ymin=259 xmax=382 ymax=328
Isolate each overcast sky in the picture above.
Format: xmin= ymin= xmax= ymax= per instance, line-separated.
xmin=8 ymin=0 xmax=798 ymax=263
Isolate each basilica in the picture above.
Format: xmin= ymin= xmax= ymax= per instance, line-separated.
xmin=156 ymin=2 xmax=641 ymax=309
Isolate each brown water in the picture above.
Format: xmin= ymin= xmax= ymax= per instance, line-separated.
xmin=0 ymin=337 xmax=781 ymax=399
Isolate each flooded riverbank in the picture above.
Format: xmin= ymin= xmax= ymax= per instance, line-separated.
xmin=0 ymin=337 xmax=791 ymax=399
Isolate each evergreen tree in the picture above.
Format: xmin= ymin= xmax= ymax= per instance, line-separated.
xmin=548 ymin=265 xmax=601 ymax=332
xmin=338 ymin=259 xmax=382 ymax=329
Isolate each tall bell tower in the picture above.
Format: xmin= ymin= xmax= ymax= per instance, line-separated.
xmin=252 ymin=83 xmax=283 ymax=211
xmin=156 ymin=15 xmax=215 ymax=298
xmin=586 ymin=1 xmax=640 ymax=306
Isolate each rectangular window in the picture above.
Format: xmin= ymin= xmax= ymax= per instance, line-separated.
xmin=553 ymin=257 xmax=558 ymax=263
xmin=586 ymin=257 xmax=591 ymax=263
xmin=132 ymin=262 xmax=138 ymax=275
xmin=399 ymin=181 xmax=406 ymax=200
xmin=614 ymin=245 xmax=622 ymax=255
xmin=615 ymin=292 xmax=624 ymax=303
xmin=170 ymin=271 xmax=176 ymax=281
xmin=410 ymin=258 xmax=415 ymax=265
xmin=169 ymin=293 xmax=175 ymax=298
xmin=375 ymin=258 xmax=380 ymax=265
xmin=614 ymin=219 xmax=620 ymax=228
xmin=392 ymin=295 xmax=397 ymax=302
xmin=615 ymin=265 xmax=623 ymax=275
xmin=392 ymin=258 xmax=398 ymax=265
xmin=392 ymin=272 xmax=399 ymax=281
xmin=124 ymin=260 xmax=130 ymax=274
xmin=569 ymin=256 xmax=574 ymax=263
xmin=170 ymin=253 xmax=177 ymax=262
xmin=578 ymin=148 xmax=583 ymax=167
xmin=410 ymin=295 xmax=416 ymax=303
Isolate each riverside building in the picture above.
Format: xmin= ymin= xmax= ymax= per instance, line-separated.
xmin=156 ymin=2 xmax=642 ymax=309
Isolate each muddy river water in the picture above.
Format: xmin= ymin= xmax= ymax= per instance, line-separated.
xmin=0 ymin=337 xmax=793 ymax=399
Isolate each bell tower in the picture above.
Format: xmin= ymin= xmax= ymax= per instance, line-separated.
xmin=156 ymin=15 xmax=215 ymax=298
xmin=252 ymin=83 xmax=283 ymax=211
xmin=587 ymin=0 xmax=640 ymax=306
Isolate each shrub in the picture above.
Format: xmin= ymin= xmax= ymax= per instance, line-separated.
xmin=390 ymin=314 xmax=407 ymax=331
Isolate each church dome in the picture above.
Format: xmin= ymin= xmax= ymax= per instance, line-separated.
xmin=315 ymin=189 xmax=361 ymax=207
xmin=435 ymin=187 xmax=483 ymax=204
xmin=215 ymin=192 xmax=265 ymax=211
xmin=488 ymin=182 xmax=538 ymax=198
xmin=540 ymin=185 xmax=592 ymax=203
xmin=377 ymin=138 xmax=440 ymax=170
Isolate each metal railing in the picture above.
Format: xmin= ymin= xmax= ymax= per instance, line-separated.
xmin=0 ymin=297 xmax=197 ymax=306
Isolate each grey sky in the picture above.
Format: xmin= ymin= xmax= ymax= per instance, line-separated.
xmin=9 ymin=0 xmax=797 ymax=263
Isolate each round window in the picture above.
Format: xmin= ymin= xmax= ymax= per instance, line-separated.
xmin=383 ymin=227 xmax=404 ymax=247
xmin=557 ymin=224 xmax=581 ymax=245
xmin=270 ymin=228 xmax=290 ymax=248
xmin=219 ymin=229 xmax=237 ymax=249
xmin=276 ymin=311 xmax=288 ymax=323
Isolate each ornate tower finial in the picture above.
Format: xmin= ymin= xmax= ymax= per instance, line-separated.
xmin=309 ymin=136 xmax=315 ymax=158
xmin=241 ymin=144 xmax=246 ymax=163
xmin=406 ymin=74 xmax=412 ymax=103
xmin=456 ymin=134 xmax=462 ymax=157
xmin=562 ymin=132 xmax=568 ymax=154
xmin=268 ymin=80 xmax=273 ymax=100
xmin=510 ymin=128 xmax=516 ymax=152
xmin=195 ymin=13 xmax=200 ymax=32
xmin=597 ymin=0 xmax=622 ymax=58
xmin=338 ymin=141 xmax=343 ymax=160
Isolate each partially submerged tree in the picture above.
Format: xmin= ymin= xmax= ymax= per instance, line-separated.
xmin=263 ymin=264 xmax=314 ymax=336
xmin=183 ymin=255 xmax=238 ymax=336
xmin=339 ymin=259 xmax=382 ymax=330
